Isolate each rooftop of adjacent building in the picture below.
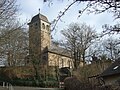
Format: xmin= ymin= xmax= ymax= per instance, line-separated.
xmin=42 ymin=41 xmax=72 ymax=58
xmin=100 ymin=59 xmax=120 ymax=77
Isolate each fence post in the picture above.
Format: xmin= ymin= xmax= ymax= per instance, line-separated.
xmin=2 ymin=82 xmax=5 ymax=87
xmin=7 ymin=83 xmax=8 ymax=88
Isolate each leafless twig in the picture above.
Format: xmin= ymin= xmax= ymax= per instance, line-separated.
xmin=51 ymin=1 xmax=77 ymax=31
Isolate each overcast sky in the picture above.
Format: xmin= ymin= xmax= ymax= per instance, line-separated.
xmin=17 ymin=0 xmax=119 ymax=40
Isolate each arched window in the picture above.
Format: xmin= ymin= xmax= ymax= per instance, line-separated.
xmin=46 ymin=25 xmax=49 ymax=31
xmin=42 ymin=23 xmax=45 ymax=29
xmin=35 ymin=23 xmax=37 ymax=26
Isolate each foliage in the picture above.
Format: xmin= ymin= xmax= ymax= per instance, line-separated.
xmin=73 ymin=59 xmax=112 ymax=83
xmin=43 ymin=81 xmax=59 ymax=88
xmin=64 ymin=76 xmax=119 ymax=90
xmin=64 ymin=76 xmax=82 ymax=90
xmin=0 ymin=66 xmax=60 ymax=87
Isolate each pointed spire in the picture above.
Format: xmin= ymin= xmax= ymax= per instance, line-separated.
xmin=44 ymin=0 xmax=47 ymax=2
xmin=39 ymin=8 xmax=40 ymax=14
xmin=39 ymin=8 xmax=41 ymax=19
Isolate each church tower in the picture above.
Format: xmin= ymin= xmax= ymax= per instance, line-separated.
xmin=28 ymin=13 xmax=51 ymax=58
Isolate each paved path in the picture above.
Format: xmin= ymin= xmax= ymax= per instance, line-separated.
xmin=0 ymin=86 xmax=64 ymax=90
xmin=0 ymin=86 xmax=8 ymax=90
xmin=14 ymin=86 xmax=63 ymax=90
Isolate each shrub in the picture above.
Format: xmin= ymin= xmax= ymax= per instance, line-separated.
xmin=44 ymin=81 xmax=59 ymax=88
xmin=64 ymin=76 xmax=81 ymax=90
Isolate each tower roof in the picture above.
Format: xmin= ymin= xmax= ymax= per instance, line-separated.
xmin=29 ymin=14 xmax=49 ymax=24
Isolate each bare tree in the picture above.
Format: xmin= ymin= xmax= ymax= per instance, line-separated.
xmin=0 ymin=21 xmax=29 ymax=66
xmin=102 ymin=37 xmax=120 ymax=60
xmin=44 ymin=0 xmax=120 ymax=30
xmin=44 ymin=0 xmax=120 ymax=15
xmin=0 ymin=0 xmax=18 ymax=27
xmin=101 ymin=24 xmax=120 ymax=36
xmin=61 ymin=23 xmax=97 ymax=69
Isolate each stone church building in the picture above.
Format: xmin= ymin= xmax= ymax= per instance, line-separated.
xmin=28 ymin=13 xmax=75 ymax=69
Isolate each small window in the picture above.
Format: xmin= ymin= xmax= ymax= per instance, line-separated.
xmin=35 ymin=23 xmax=37 ymax=26
xmin=34 ymin=23 xmax=38 ymax=29
xmin=46 ymin=25 xmax=49 ymax=31
xmin=42 ymin=23 xmax=45 ymax=29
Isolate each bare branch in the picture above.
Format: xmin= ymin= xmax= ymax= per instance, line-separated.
xmin=0 ymin=0 xmax=18 ymax=26
xmin=100 ymin=24 xmax=120 ymax=37
xmin=45 ymin=0 xmax=120 ymax=32
xmin=51 ymin=1 xmax=77 ymax=31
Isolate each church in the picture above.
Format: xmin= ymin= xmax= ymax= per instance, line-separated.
xmin=28 ymin=13 xmax=75 ymax=69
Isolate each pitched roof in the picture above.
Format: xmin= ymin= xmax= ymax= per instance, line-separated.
xmin=48 ymin=45 xmax=71 ymax=57
xmin=42 ymin=44 xmax=71 ymax=58
xmin=100 ymin=59 xmax=120 ymax=77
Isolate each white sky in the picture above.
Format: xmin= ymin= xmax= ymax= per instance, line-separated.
xmin=17 ymin=0 xmax=119 ymax=40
